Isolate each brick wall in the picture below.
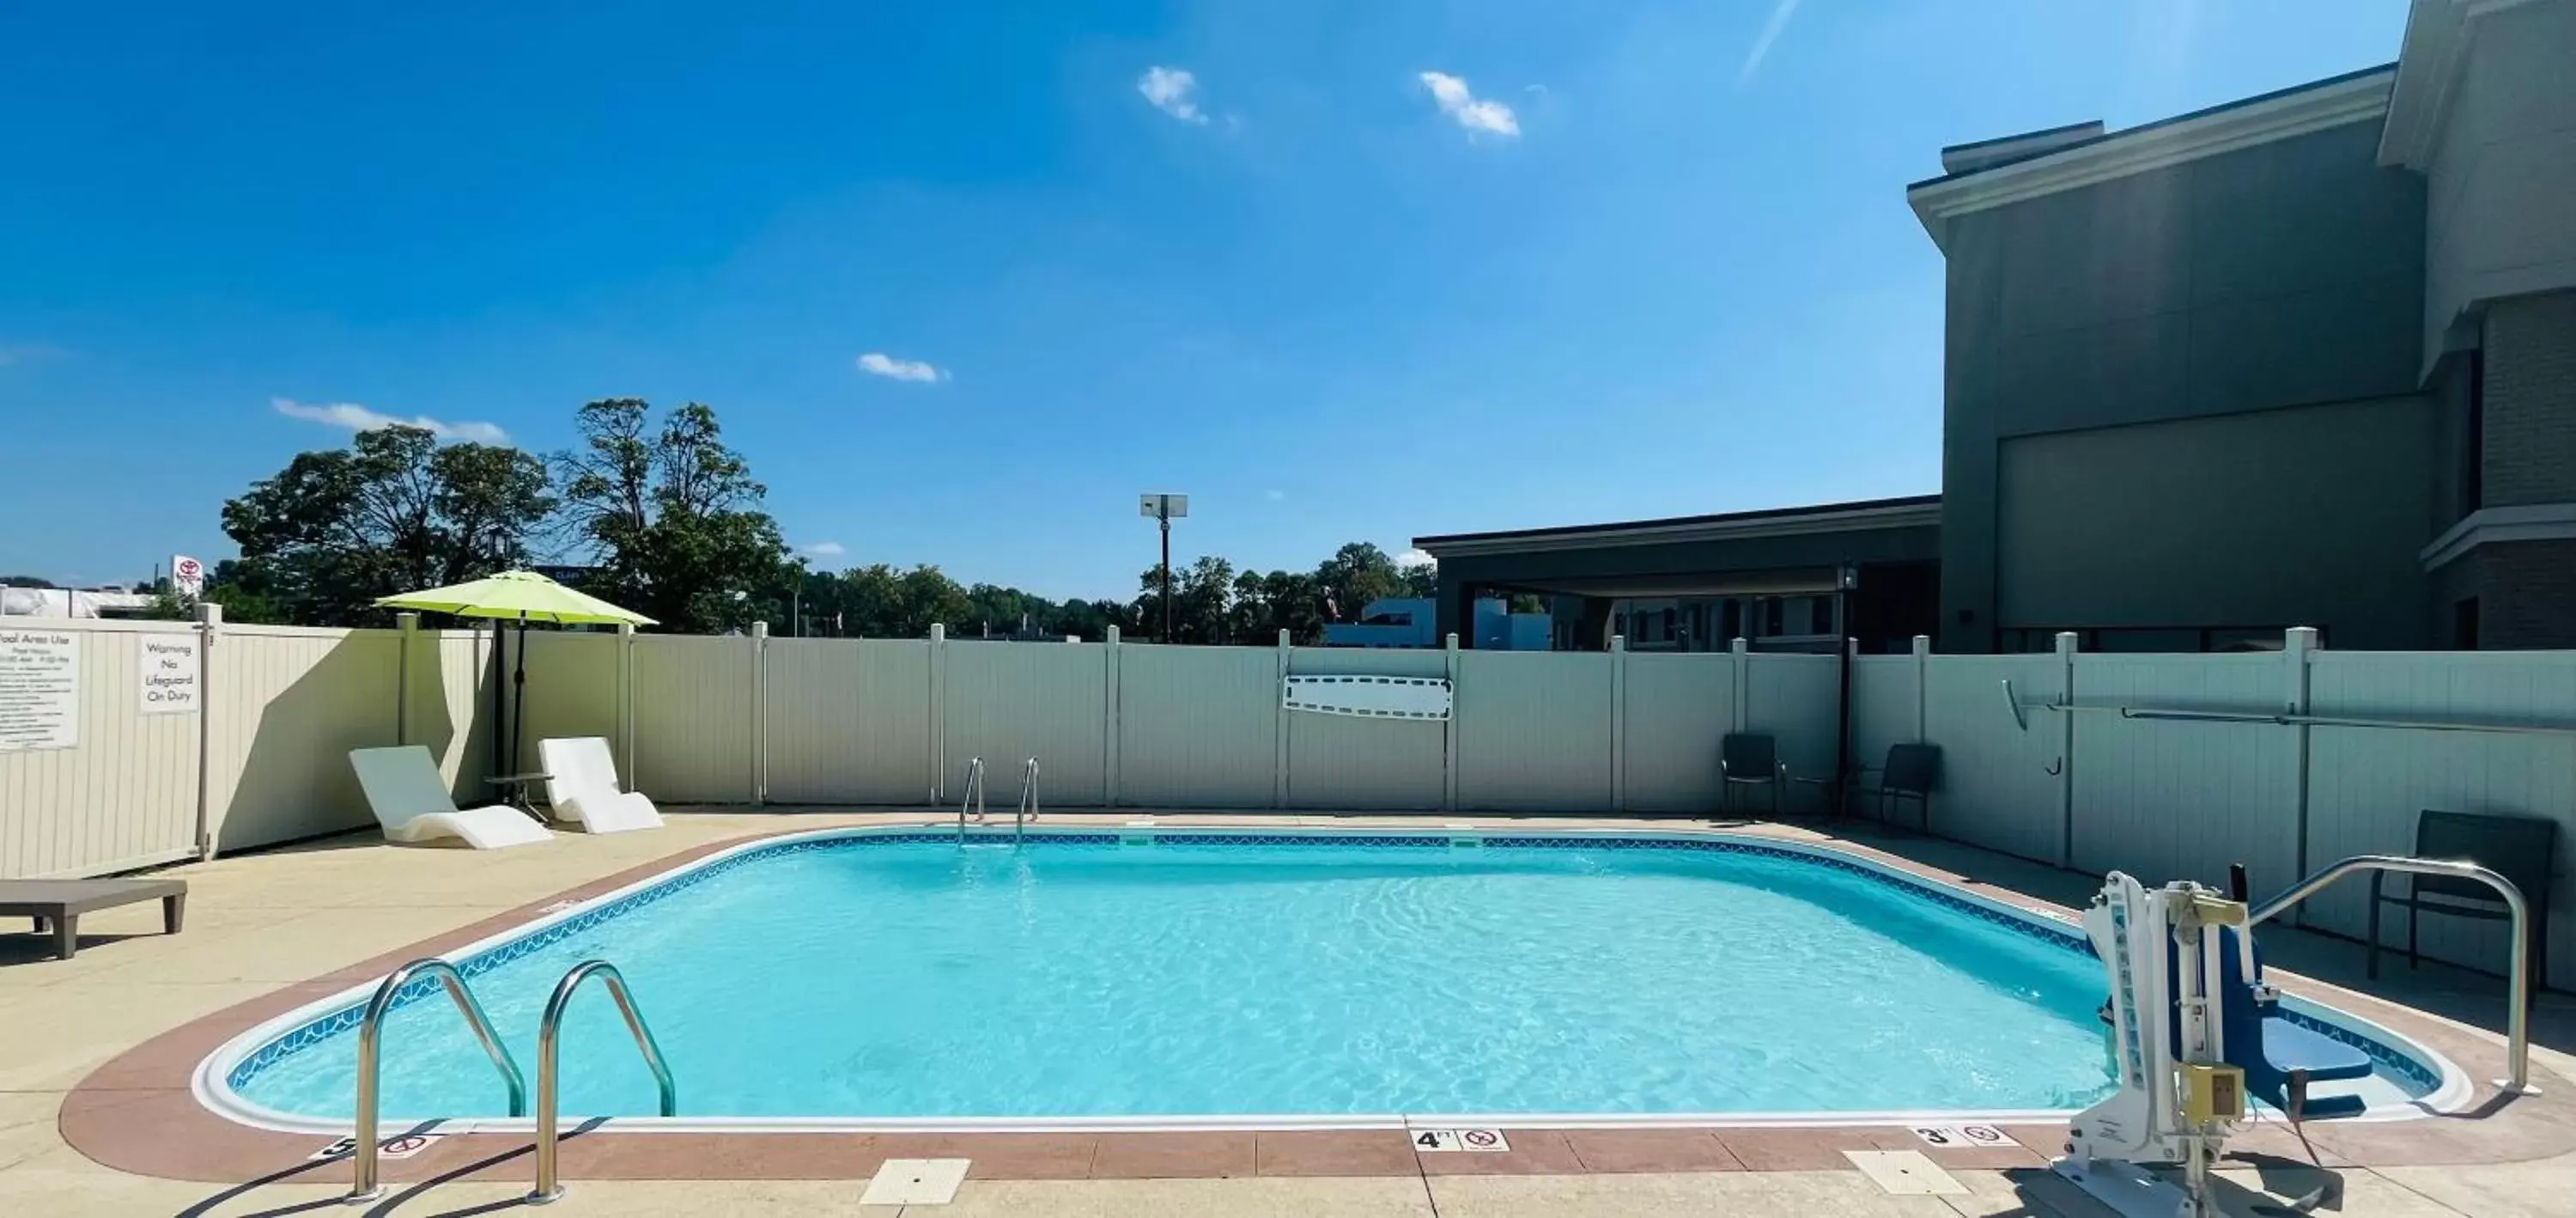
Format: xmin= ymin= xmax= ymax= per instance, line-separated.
xmin=2481 ymin=290 xmax=2576 ymax=506
xmin=2472 ymin=539 xmax=2576 ymax=649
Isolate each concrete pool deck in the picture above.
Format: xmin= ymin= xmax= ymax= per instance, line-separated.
xmin=4 ymin=809 xmax=2573 ymax=1216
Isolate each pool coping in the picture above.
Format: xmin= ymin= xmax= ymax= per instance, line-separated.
xmin=61 ymin=815 xmax=2576 ymax=1185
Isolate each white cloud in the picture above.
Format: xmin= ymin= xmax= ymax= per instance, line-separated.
xmin=0 ymin=343 xmax=63 ymax=368
xmin=804 ymin=541 xmax=847 ymax=557
xmin=1397 ymin=548 xmax=1437 ymax=569
xmin=1418 ymin=71 xmax=1519 ymax=139
xmin=1137 ymin=66 xmax=1208 ymax=125
xmin=271 ymin=397 xmax=508 ymax=444
xmin=1736 ymin=0 xmax=1805 ymax=88
xmin=856 ymin=352 xmax=945 ymax=382
xmin=1264 ymin=489 xmax=1286 ymax=502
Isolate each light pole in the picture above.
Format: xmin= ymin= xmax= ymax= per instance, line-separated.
xmin=1138 ymin=493 xmax=1188 ymax=642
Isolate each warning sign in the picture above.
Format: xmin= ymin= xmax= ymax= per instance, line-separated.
xmin=1909 ymin=1124 xmax=2019 ymax=1150
xmin=307 ymin=1133 xmax=444 ymax=1161
xmin=1412 ymin=1128 xmax=1510 ymax=1153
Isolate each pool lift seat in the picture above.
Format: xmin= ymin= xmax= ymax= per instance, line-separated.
xmin=2056 ymin=873 xmax=2372 ymax=1218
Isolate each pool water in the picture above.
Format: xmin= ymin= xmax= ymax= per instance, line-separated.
xmin=231 ymin=836 xmax=2128 ymax=1120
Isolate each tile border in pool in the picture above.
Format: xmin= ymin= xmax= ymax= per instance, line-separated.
xmin=190 ymin=824 xmax=2468 ymax=1137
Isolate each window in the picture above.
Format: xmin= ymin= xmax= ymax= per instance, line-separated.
xmin=1721 ymin=599 xmax=1742 ymax=641
xmin=2455 ymin=597 xmax=2481 ymax=650
xmin=1761 ymin=598 xmax=1784 ymax=637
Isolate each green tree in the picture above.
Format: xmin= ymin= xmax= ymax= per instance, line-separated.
xmin=1314 ymin=542 xmax=1406 ymax=622
xmin=1230 ymin=569 xmax=1326 ymax=643
xmin=556 ymin=399 xmax=792 ymax=632
xmin=219 ymin=425 xmax=554 ymax=625
xmin=1398 ymin=557 xmax=1437 ymax=599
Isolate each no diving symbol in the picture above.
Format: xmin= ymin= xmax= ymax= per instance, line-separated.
xmin=307 ymin=1133 xmax=442 ymax=1162
xmin=1460 ymin=1129 xmax=1508 ymax=1152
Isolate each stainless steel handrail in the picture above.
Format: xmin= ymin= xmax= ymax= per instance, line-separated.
xmin=528 ymin=960 xmax=677 ymax=1205
xmin=954 ymin=757 xmax=986 ymax=842
xmin=1015 ymin=757 xmax=1040 ymax=843
xmin=2250 ymin=855 xmax=2540 ymax=1095
xmin=2002 ymin=678 xmax=2576 ymax=738
xmin=346 ymin=958 xmax=527 ymax=1203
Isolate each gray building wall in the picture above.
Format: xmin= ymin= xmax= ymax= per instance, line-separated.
xmin=1996 ymin=396 xmax=2434 ymax=649
xmin=2416 ymin=0 xmax=2576 ymax=367
xmin=1939 ymin=119 xmax=2430 ymax=650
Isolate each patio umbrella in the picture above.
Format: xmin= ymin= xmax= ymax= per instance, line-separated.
xmin=376 ymin=570 xmax=655 ymax=786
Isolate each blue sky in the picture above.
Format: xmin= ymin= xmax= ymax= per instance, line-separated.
xmin=1 ymin=1 xmax=2410 ymax=599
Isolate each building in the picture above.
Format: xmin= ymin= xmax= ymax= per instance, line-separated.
xmin=1412 ymin=496 xmax=1941 ymax=654
xmin=1321 ymin=598 xmax=1552 ymax=649
xmin=1418 ymin=0 xmax=2576 ymax=653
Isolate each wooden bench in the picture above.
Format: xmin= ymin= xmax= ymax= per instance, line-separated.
xmin=0 ymin=879 xmax=188 ymax=960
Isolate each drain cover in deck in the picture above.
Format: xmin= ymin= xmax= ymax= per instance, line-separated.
xmin=861 ymin=1157 xmax=969 ymax=1205
xmin=1842 ymin=1149 xmax=1968 ymax=1196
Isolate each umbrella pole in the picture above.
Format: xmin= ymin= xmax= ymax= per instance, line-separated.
xmin=511 ymin=614 xmax=529 ymax=776
xmin=489 ymin=621 xmax=507 ymax=783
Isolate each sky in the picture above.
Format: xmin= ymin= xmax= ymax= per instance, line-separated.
xmin=0 ymin=0 xmax=2413 ymax=600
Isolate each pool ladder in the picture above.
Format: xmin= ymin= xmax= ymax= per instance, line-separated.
xmin=954 ymin=756 xmax=1040 ymax=844
xmin=342 ymin=956 xmax=675 ymax=1207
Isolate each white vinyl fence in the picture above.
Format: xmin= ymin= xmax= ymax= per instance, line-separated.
xmin=520 ymin=628 xmax=1844 ymax=819
xmin=1847 ymin=630 xmax=2576 ymax=990
xmin=1 ymin=610 xmax=498 ymax=879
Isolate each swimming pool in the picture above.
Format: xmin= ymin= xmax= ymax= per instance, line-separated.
xmin=200 ymin=827 xmax=2454 ymax=1130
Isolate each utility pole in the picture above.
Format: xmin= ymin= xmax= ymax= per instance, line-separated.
xmin=1138 ymin=493 xmax=1189 ymax=643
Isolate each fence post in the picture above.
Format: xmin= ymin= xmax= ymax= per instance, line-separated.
xmin=193 ymin=602 xmax=223 ymax=862
xmin=1103 ymin=625 xmax=1122 ymax=807
xmin=750 ymin=622 xmax=769 ymax=806
xmin=1274 ymin=629 xmax=1292 ymax=809
xmin=928 ymin=624 xmax=946 ymax=805
xmin=1443 ymin=633 xmax=1461 ymax=813
xmin=1730 ymin=636 xmax=1750 ymax=735
xmin=1911 ymin=634 xmax=1931 ymax=742
xmin=617 ymin=623 xmax=636 ymax=791
xmin=1610 ymin=634 xmax=1628 ymax=814
xmin=2056 ymin=630 xmax=2079 ymax=869
xmin=2285 ymin=626 xmax=2319 ymax=904
xmin=396 ymin=612 xmax=418 ymax=746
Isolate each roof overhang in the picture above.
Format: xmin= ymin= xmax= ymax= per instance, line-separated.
xmin=1413 ymin=497 xmax=1941 ymax=561
xmin=1906 ymin=66 xmax=2397 ymax=253
xmin=2378 ymin=0 xmax=2542 ymax=170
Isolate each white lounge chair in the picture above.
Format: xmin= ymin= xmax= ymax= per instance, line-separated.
xmin=538 ymin=736 xmax=663 ymax=834
xmin=349 ymin=746 xmax=554 ymax=850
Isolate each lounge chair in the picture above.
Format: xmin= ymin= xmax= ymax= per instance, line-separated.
xmin=539 ymin=736 xmax=663 ymax=834
xmin=349 ymin=746 xmax=554 ymax=850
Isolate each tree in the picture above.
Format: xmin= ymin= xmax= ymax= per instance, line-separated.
xmin=1314 ymin=542 xmax=1406 ymax=622
xmin=0 ymin=575 xmax=58 ymax=588
xmin=1230 ymin=569 xmax=1326 ymax=643
xmin=1397 ymin=557 xmax=1437 ymax=599
xmin=220 ymin=425 xmax=554 ymax=625
xmin=556 ymin=399 xmax=793 ymax=632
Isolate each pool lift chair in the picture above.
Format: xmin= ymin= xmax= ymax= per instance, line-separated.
xmin=2054 ymin=873 xmax=2375 ymax=1218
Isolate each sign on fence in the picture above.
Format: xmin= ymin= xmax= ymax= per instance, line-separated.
xmin=139 ymin=635 xmax=202 ymax=716
xmin=0 ymin=628 xmax=81 ymax=750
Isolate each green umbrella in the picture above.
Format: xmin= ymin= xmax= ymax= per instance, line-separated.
xmin=377 ymin=570 xmax=654 ymax=783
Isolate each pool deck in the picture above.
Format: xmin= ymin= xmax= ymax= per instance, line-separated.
xmin=5 ymin=809 xmax=2574 ymax=1216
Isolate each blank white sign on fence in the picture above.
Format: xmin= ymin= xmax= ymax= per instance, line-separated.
xmin=0 ymin=628 xmax=80 ymax=750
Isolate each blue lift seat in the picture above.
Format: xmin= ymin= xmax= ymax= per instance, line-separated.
xmin=2218 ymin=928 xmax=2372 ymax=1120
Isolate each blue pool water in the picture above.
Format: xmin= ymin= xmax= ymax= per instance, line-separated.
xmin=229 ymin=835 xmax=2131 ymax=1120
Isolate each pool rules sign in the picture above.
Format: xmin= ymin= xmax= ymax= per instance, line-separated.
xmin=0 ymin=629 xmax=80 ymax=750
xmin=140 ymin=634 xmax=202 ymax=716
